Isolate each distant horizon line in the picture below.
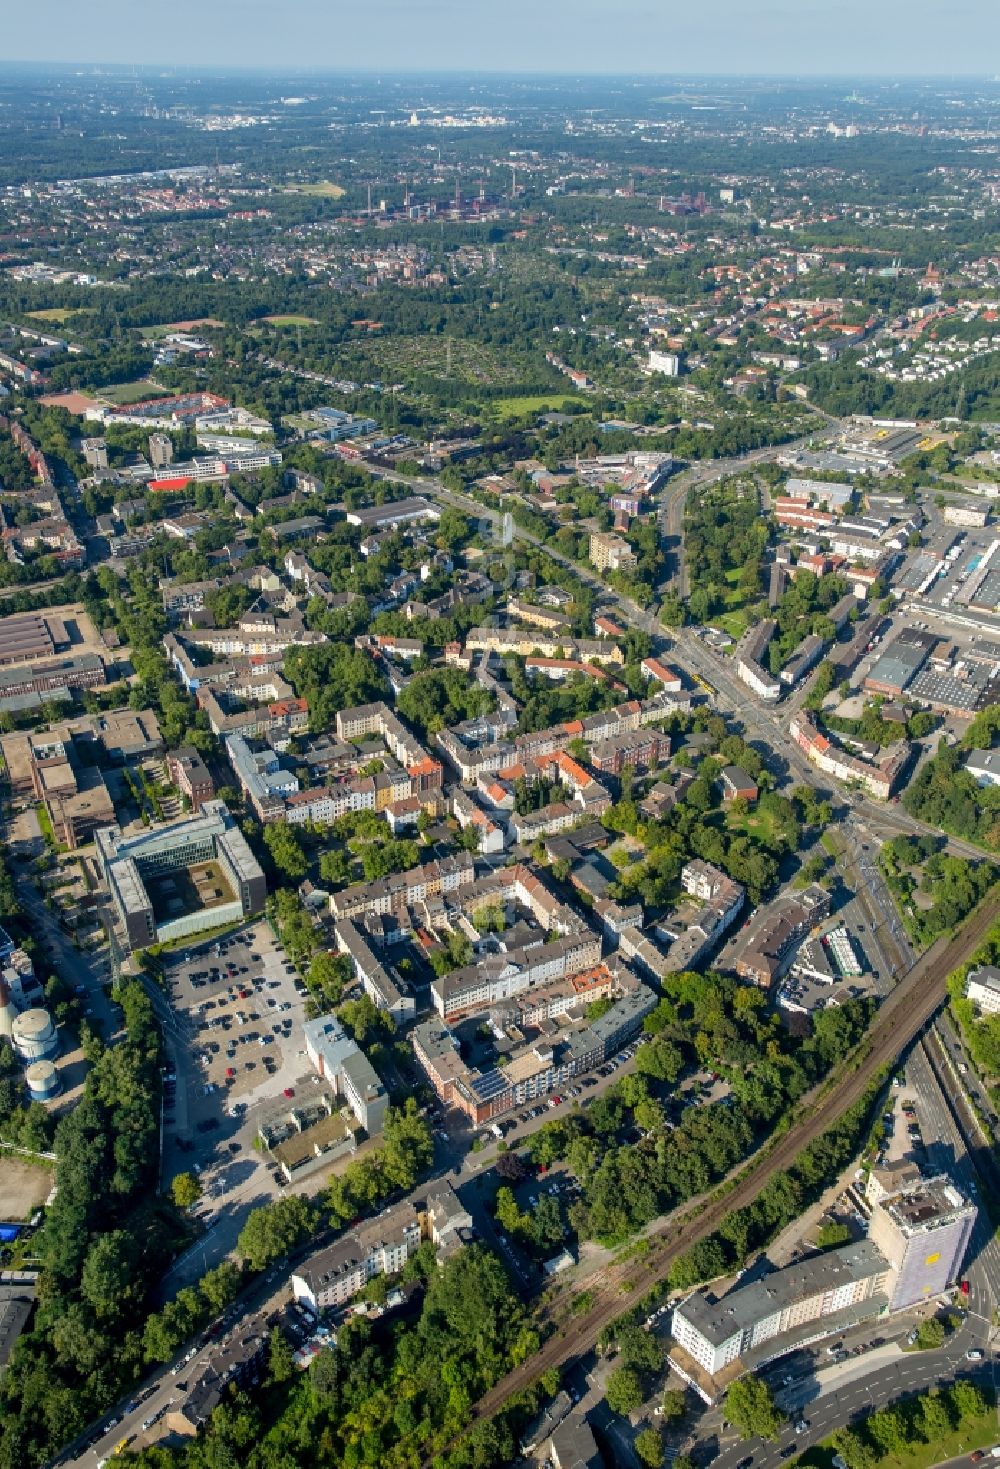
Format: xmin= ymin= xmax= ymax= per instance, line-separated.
xmin=0 ymin=61 xmax=997 ymax=82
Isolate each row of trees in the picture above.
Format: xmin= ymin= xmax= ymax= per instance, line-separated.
xmin=948 ymin=923 xmax=1000 ymax=1086
xmin=0 ymin=982 xmax=169 ymax=1468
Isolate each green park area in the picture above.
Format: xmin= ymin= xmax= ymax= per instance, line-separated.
xmin=713 ymin=569 xmax=754 ymax=640
xmin=491 ymin=392 xmax=590 ymax=420
xmin=726 ymin=799 xmax=785 ymax=848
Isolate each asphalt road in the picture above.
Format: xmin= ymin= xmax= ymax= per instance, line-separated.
xmin=440 ymin=892 xmax=997 ymax=1453
xmin=696 ymin=1031 xmax=999 ymax=1469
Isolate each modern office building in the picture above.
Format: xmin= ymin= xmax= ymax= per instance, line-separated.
xmin=867 ymin=1176 xmax=977 ymax=1310
xmin=96 ymin=801 xmax=266 ymax=950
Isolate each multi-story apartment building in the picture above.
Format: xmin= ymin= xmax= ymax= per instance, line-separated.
xmin=329 ymin=853 xmax=476 ymax=922
xmin=431 ymin=929 xmax=603 ymax=1021
xmin=589 ymin=728 xmax=669 ymax=777
xmin=507 ymin=597 xmax=573 ymax=634
xmin=413 ymin=973 xmax=656 ymax=1125
xmin=735 ymin=621 xmax=781 ymax=702
xmin=166 ymin=747 xmax=215 ymax=811
xmin=335 ymin=702 xmax=443 ymax=793
xmin=790 ymin=710 xmax=910 ymax=801
xmin=734 ymin=885 xmax=831 ymax=987
xmin=334 ymin=919 xmax=415 ymax=1024
xmin=671 ymin=1242 xmax=890 ymax=1385
xmin=589 ymin=532 xmax=638 ymax=574
xmin=291 ymin=1201 xmax=422 ymax=1312
xmin=966 ymin=964 xmax=1000 ymax=1016
xmin=160 ymin=578 xmax=220 ymax=616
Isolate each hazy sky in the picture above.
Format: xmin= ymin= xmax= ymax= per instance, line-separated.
xmin=5 ymin=0 xmax=1000 ymax=75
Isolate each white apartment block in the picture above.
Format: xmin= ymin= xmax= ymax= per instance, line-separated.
xmin=965 ymin=964 xmax=1000 ymax=1016
xmin=671 ymin=1242 xmax=890 ymax=1378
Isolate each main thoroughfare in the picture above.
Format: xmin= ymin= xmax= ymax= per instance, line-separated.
xmin=44 ymin=439 xmax=1000 ymax=1462
xmin=400 ymin=456 xmax=988 ymax=870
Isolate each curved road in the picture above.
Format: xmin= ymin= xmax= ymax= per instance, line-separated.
xmin=700 ymin=1017 xmax=999 ymax=1469
xmin=441 ymin=892 xmax=997 ymax=1450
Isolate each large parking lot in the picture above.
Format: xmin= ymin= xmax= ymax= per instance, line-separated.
xmin=159 ymin=920 xmax=314 ymax=1205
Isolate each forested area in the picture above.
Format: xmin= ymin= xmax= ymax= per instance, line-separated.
xmin=683 ymin=475 xmax=771 ymax=624
xmin=395 ymin=667 xmax=495 ymax=739
xmin=129 ymin=1245 xmax=539 ymax=1469
xmin=903 ymin=719 xmax=1000 ymax=852
xmin=879 ymin=837 xmax=994 ymax=945
xmin=518 ymin=975 xmax=873 ymax=1244
xmin=0 ymin=982 xmax=168 ymax=1469
xmin=283 ymin=644 xmax=387 ymax=733
xmin=798 ymin=352 xmax=1000 ymax=422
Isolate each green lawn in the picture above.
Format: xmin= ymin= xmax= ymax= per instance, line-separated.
xmin=99 ymin=379 xmax=166 ymax=405
xmin=35 ymin=803 xmax=57 ymax=850
xmin=490 ymin=393 xmax=590 ymax=420
xmin=716 ymin=608 xmax=751 ymax=640
xmin=710 ymin=567 xmax=755 ymax=640
xmin=726 ymin=803 xmax=782 ymax=847
xmin=797 ymin=1401 xmax=1000 ymax=1469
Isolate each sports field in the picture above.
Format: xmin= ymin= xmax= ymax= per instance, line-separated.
xmin=25 ymin=308 xmax=93 ymax=324
xmin=141 ymin=318 xmax=225 ymax=339
xmin=98 ymin=379 xmax=166 ymax=404
xmin=262 ymin=314 xmax=320 ymax=327
xmin=0 ymin=1156 xmax=52 ymax=1218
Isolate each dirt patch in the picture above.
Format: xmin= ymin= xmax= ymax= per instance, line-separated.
xmin=0 ymin=1155 xmax=53 ymax=1219
xmin=162 ymin=318 xmax=224 ymax=331
xmin=38 ymin=390 xmax=102 ymax=416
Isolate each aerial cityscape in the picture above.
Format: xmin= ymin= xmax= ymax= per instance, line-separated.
xmin=0 ymin=39 xmax=995 ymax=1469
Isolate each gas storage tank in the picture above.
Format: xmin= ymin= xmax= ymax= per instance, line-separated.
xmin=24 ymin=1059 xmax=60 ymax=1102
xmin=12 ymin=1008 xmax=58 ymax=1063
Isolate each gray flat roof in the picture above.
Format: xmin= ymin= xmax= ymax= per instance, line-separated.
xmin=677 ymin=1240 xmax=888 ymax=1347
xmin=866 ymin=640 xmax=930 ymax=690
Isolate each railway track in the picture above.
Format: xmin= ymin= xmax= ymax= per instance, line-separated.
xmin=453 ymin=893 xmax=998 ymax=1442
